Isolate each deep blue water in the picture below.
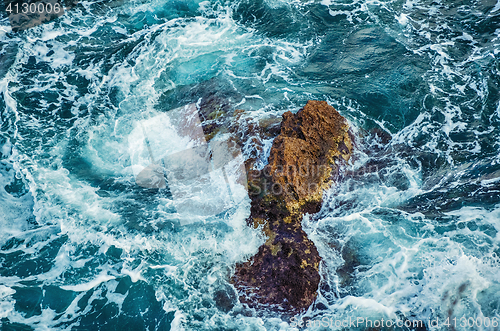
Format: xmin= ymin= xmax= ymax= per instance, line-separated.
xmin=0 ymin=0 xmax=500 ymax=330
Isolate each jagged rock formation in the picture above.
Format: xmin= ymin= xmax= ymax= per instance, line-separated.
xmin=233 ymin=100 xmax=353 ymax=312
xmin=168 ymin=95 xmax=354 ymax=312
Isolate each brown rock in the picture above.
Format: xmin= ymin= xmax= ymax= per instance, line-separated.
xmin=233 ymin=100 xmax=353 ymax=312
xmin=266 ymin=100 xmax=352 ymax=215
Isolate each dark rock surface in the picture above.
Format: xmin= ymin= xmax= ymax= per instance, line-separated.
xmin=233 ymin=100 xmax=353 ymax=312
xmin=213 ymin=283 xmax=238 ymax=313
xmin=167 ymin=96 xmax=353 ymax=312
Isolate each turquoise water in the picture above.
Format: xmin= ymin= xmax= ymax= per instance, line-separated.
xmin=0 ymin=0 xmax=499 ymax=330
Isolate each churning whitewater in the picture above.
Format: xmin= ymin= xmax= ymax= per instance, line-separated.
xmin=0 ymin=0 xmax=499 ymax=330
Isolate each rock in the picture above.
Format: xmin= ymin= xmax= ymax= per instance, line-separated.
xmin=233 ymin=100 xmax=353 ymax=312
xmin=153 ymin=95 xmax=353 ymax=312
xmin=264 ymin=100 xmax=352 ymax=215
xmin=213 ymin=283 xmax=238 ymax=313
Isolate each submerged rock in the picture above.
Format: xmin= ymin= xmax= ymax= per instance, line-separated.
xmin=213 ymin=283 xmax=238 ymax=313
xmin=233 ymin=100 xmax=353 ymax=312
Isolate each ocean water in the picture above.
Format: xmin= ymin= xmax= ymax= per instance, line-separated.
xmin=0 ymin=0 xmax=499 ymax=330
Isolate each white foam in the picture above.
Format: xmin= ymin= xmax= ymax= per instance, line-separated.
xmin=0 ymin=285 xmax=16 ymax=319
xmin=491 ymin=0 xmax=500 ymax=13
xmin=61 ymin=272 xmax=116 ymax=292
xmin=121 ymin=263 xmax=145 ymax=283
xmin=170 ymin=310 xmax=186 ymax=331
xmin=396 ymin=13 xmax=408 ymax=26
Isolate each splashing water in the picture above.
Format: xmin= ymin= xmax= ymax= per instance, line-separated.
xmin=1 ymin=0 xmax=499 ymax=329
